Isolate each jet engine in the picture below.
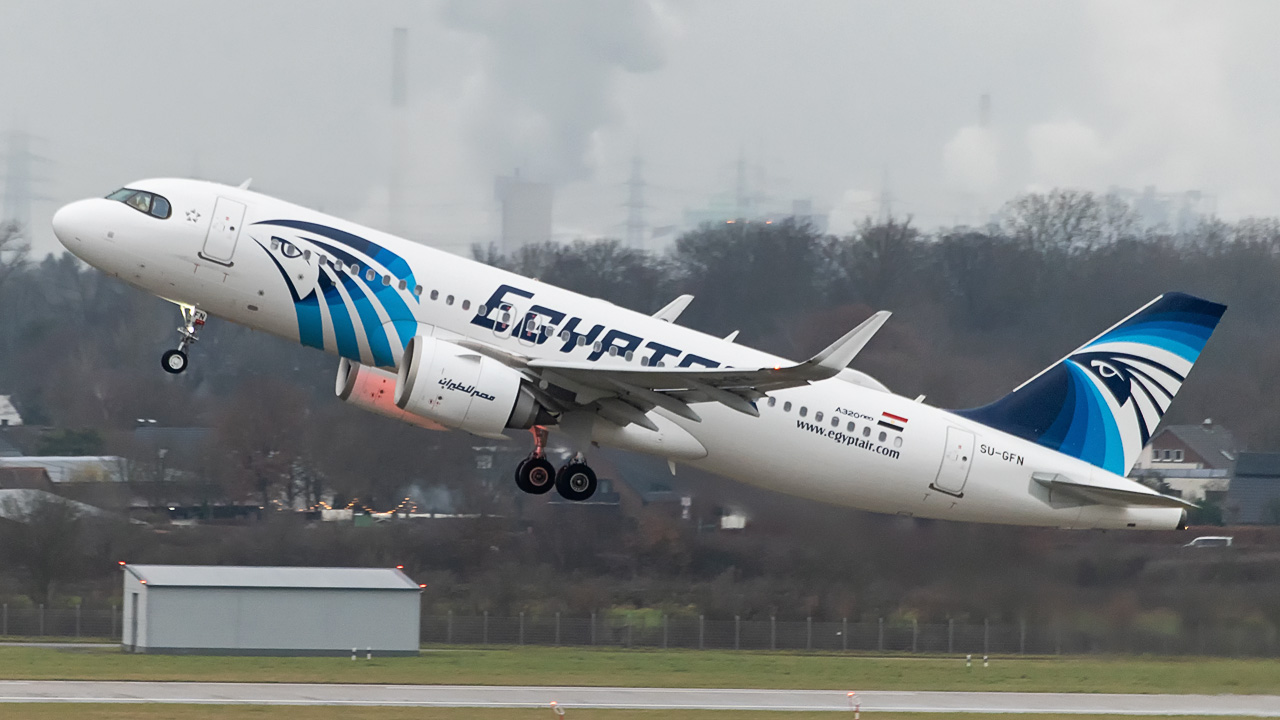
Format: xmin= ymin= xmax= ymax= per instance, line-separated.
xmin=395 ymin=335 xmax=550 ymax=438
xmin=336 ymin=358 xmax=448 ymax=431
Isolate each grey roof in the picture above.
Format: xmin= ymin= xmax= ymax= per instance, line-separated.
xmin=0 ymin=488 xmax=117 ymax=521
xmin=124 ymin=564 xmax=420 ymax=590
xmin=1234 ymin=453 xmax=1280 ymax=477
xmin=1158 ymin=423 xmax=1237 ymax=469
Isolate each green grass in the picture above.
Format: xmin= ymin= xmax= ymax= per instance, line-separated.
xmin=0 ymin=708 xmax=1223 ymax=720
xmin=0 ymin=645 xmax=1277 ymax=694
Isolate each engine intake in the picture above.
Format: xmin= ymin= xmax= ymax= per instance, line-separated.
xmin=395 ymin=335 xmax=549 ymax=438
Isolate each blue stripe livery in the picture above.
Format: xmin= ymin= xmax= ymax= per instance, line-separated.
xmin=252 ymin=221 xmax=420 ymax=368
xmin=955 ymin=292 xmax=1226 ymax=476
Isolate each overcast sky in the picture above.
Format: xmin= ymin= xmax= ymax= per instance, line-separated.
xmin=5 ymin=0 xmax=1280 ymax=256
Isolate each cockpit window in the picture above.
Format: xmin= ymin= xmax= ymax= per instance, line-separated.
xmin=126 ymin=192 xmax=152 ymax=213
xmin=106 ymin=187 xmax=172 ymax=219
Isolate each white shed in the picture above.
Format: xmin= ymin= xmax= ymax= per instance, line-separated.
xmin=121 ymin=564 xmax=421 ymax=656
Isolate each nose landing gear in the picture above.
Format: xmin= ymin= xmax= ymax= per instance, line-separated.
xmin=161 ymin=305 xmax=207 ymax=375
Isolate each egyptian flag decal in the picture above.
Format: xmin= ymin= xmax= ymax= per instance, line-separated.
xmin=879 ymin=412 xmax=908 ymax=432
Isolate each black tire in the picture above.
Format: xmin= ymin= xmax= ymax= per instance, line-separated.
xmin=515 ymin=456 xmax=556 ymax=495
xmin=161 ymin=349 xmax=188 ymax=374
xmin=555 ymin=462 xmax=597 ymax=502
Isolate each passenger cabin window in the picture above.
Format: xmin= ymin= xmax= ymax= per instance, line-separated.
xmin=814 ymin=411 xmax=823 ymax=422
xmin=106 ymin=188 xmax=172 ymax=219
xmin=799 ymin=407 xmax=808 ymax=417
xmin=783 ymin=401 xmax=792 ymax=412
xmin=831 ymin=416 xmax=840 ymax=428
xmin=767 ymin=397 xmax=776 ymax=407
xmin=847 ymin=421 xmax=855 ymax=432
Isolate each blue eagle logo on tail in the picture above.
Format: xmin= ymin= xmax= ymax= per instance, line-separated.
xmin=955 ymin=292 xmax=1226 ymax=476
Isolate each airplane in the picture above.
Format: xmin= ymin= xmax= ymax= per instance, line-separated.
xmin=51 ymin=178 xmax=1226 ymax=530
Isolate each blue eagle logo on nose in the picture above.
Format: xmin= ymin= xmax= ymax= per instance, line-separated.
xmin=250 ymin=219 xmax=421 ymax=369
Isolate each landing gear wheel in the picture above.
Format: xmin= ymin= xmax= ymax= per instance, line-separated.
xmin=555 ymin=462 xmax=597 ymax=502
xmin=161 ymin=349 xmax=188 ymax=375
xmin=515 ymin=456 xmax=556 ymax=495
xmin=162 ymin=304 xmax=206 ymax=375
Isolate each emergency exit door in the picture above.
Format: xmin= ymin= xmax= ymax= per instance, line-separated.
xmin=200 ymin=197 xmax=246 ymax=265
xmin=931 ymin=427 xmax=975 ymax=496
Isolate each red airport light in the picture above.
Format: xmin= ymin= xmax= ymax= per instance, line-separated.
xmin=395 ymin=565 xmax=404 ymax=569
xmin=117 ymin=561 xmax=126 ymax=566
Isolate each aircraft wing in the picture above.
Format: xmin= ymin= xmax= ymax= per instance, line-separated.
xmin=528 ymin=311 xmax=889 ymax=427
xmin=1031 ymin=472 xmax=1197 ymax=510
xmin=460 ymin=311 xmax=890 ymax=429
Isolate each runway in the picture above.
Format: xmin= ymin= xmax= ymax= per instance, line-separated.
xmin=1 ymin=680 xmax=1279 ymax=714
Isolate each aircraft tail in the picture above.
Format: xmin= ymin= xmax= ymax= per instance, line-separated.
xmin=954 ymin=292 xmax=1227 ymax=476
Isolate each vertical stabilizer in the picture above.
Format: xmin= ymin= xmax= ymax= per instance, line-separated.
xmin=955 ymin=292 xmax=1226 ymax=476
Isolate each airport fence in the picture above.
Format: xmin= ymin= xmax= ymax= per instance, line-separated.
xmin=4 ymin=604 xmax=1278 ymax=657
xmin=419 ymin=612 xmax=1280 ymax=657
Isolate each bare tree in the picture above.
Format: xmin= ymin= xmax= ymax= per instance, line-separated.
xmin=0 ymin=491 xmax=85 ymax=604
xmin=0 ymin=221 xmax=29 ymax=293
xmin=1000 ymin=189 xmax=1139 ymax=252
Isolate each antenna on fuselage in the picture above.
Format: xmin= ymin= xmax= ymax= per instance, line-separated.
xmin=238 ymin=178 xmax=253 ymax=190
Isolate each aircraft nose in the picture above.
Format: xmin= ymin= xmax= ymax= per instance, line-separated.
xmin=52 ymin=199 xmax=98 ymax=249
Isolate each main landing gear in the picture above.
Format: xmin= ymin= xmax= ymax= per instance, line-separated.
xmin=514 ymin=426 xmax=597 ymax=502
xmin=161 ymin=305 xmax=207 ymax=375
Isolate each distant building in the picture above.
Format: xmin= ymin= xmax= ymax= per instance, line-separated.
xmin=1225 ymin=453 xmax=1280 ymax=525
xmin=494 ymin=172 xmax=553 ymax=252
xmin=120 ymin=565 xmax=422 ymax=656
xmin=1130 ymin=420 xmax=1235 ymax=502
xmin=0 ymin=466 xmax=51 ymax=491
xmin=682 ymin=196 xmax=829 ymax=234
xmin=0 ymin=456 xmax=123 ymax=484
xmin=1107 ymin=185 xmax=1215 ymax=234
xmin=0 ymin=396 xmax=22 ymax=427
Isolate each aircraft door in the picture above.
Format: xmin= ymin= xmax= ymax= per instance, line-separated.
xmin=931 ymin=426 xmax=975 ymax=496
xmin=200 ymin=197 xmax=247 ymax=265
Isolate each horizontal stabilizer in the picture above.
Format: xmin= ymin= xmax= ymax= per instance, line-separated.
xmin=1032 ymin=472 xmax=1197 ymax=510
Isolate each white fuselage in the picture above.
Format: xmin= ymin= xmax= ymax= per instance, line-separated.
xmin=52 ymin=179 xmax=1184 ymax=530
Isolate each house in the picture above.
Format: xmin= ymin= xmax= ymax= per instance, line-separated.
xmin=1224 ymin=453 xmax=1280 ymax=525
xmin=0 ymin=396 xmax=22 ymax=427
xmin=1130 ymin=419 xmax=1235 ymax=502
xmin=0 ymin=434 xmax=21 ymax=458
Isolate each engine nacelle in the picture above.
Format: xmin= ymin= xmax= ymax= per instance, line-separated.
xmin=395 ymin=335 xmax=547 ymax=438
xmin=336 ymin=358 xmax=448 ymax=431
